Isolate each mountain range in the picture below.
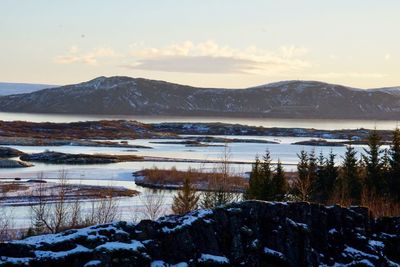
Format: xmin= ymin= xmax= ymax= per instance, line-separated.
xmin=0 ymin=76 xmax=400 ymax=120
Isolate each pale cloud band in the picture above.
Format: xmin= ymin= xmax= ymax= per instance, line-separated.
xmin=55 ymin=46 xmax=119 ymax=66
xmin=125 ymin=41 xmax=311 ymax=75
xmin=54 ymin=41 xmax=311 ymax=75
xmin=53 ymin=41 xmax=388 ymax=83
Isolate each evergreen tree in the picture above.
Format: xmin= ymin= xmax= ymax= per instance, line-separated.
xmin=172 ymin=176 xmax=199 ymax=215
xmin=297 ymin=149 xmax=309 ymax=182
xmin=271 ymin=159 xmax=288 ymax=201
xmin=324 ymin=150 xmax=338 ymax=202
xmin=294 ymin=150 xmax=312 ymax=201
xmin=389 ymin=128 xmax=400 ymax=200
xmin=259 ymin=150 xmax=274 ymax=200
xmin=381 ymin=148 xmax=391 ymax=193
xmin=308 ymin=149 xmax=318 ymax=182
xmin=341 ymin=143 xmax=362 ymax=203
xmin=312 ymin=151 xmax=326 ymax=202
xmin=244 ymin=156 xmax=262 ymax=200
xmin=363 ymin=130 xmax=384 ymax=194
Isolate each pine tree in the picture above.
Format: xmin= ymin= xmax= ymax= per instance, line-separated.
xmin=172 ymin=176 xmax=199 ymax=215
xmin=324 ymin=150 xmax=338 ymax=202
xmin=271 ymin=159 xmax=288 ymax=201
xmin=341 ymin=143 xmax=362 ymax=203
xmin=308 ymin=149 xmax=318 ymax=181
xmin=381 ymin=148 xmax=390 ymax=191
xmin=297 ymin=150 xmax=309 ymax=181
xmin=312 ymin=151 xmax=326 ymax=202
xmin=244 ymin=156 xmax=262 ymax=200
xmin=389 ymin=128 xmax=400 ymax=200
xmin=363 ymin=130 xmax=384 ymax=194
xmin=294 ymin=150 xmax=312 ymax=201
xmin=259 ymin=150 xmax=274 ymax=200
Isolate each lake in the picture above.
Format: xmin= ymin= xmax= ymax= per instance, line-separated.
xmin=0 ymin=112 xmax=394 ymax=229
xmin=0 ymin=135 xmax=374 ymax=229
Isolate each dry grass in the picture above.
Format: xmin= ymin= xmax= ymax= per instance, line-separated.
xmin=76 ymin=186 xmax=138 ymax=198
xmin=360 ymin=191 xmax=400 ymax=218
xmin=0 ymin=182 xmax=29 ymax=194
xmin=137 ymin=167 xmax=248 ymax=192
xmin=326 ymin=190 xmax=400 ymax=218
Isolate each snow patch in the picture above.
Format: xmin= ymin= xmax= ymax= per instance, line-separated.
xmin=198 ymin=253 xmax=229 ymax=264
xmin=160 ymin=209 xmax=213 ymax=233
xmin=84 ymin=260 xmax=102 ymax=267
xmin=263 ymin=247 xmax=285 ymax=259
xmin=35 ymin=244 xmax=90 ymax=259
xmin=95 ymin=240 xmax=144 ymax=252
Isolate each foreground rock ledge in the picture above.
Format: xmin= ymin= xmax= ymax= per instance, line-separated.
xmin=0 ymin=201 xmax=399 ymax=267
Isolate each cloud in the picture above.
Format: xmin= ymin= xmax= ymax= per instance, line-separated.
xmin=121 ymin=56 xmax=259 ymax=74
xmin=124 ymin=41 xmax=311 ymax=74
xmin=55 ymin=46 xmax=119 ymax=66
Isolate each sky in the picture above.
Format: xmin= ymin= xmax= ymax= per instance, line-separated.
xmin=0 ymin=0 xmax=399 ymax=88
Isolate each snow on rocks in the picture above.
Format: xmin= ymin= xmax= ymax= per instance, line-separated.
xmin=159 ymin=209 xmax=213 ymax=233
xmin=198 ymin=253 xmax=229 ymax=265
xmin=0 ymin=201 xmax=399 ymax=266
xmin=263 ymin=247 xmax=285 ymax=259
xmin=94 ymin=240 xmax=144 ymax=252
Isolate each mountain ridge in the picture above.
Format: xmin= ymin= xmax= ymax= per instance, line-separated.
xmin=0 ymin=82 xmax=58 ymax=96
xmin=0 ymin=76 xmax=400 ymax=119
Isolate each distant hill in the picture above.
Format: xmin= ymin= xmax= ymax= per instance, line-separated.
xmin=0 ymin=82 xmax=58 ymax=96
xmin=0 ymin=76 xmax=400 ymax=119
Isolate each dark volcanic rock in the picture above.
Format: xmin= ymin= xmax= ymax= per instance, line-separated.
xmin=20 ymin=151 xmax=120 ymax=164
xmin=0 ymin=147 xmax=25 ymax=158
xmin=0 ymin=201 xmax=399 ymax=266
xmin=292 ymin=139 xmax=345 ymax=147
xmin=19 ymin=151 xmax=142 ymax=165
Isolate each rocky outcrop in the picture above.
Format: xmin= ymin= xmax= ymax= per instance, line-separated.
xmin=0 ymin=147 xmax=25 ymax=158
xmin=19 ymin=151 xmax=143 ymax=165
xmin=292 ymin=139 xmax=345 ymax=147
xmin=0 ymin=201 xmax=399 ymax=266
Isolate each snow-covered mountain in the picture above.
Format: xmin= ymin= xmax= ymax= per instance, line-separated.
xmin=369 ymin=86 xmax=400 ymax=96
xmin=0 ymin=76 xmax=400 ymax=119
xmin=0 ymin=82 xmax=58 ymax=96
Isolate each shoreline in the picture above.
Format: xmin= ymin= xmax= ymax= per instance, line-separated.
xmin=0 ymin=120 xmax=397 ymax=142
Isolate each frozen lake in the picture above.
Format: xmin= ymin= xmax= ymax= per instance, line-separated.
xmin=0 ymin=112 xmax=392 ymax=229
xmin=0 ymin=136 xmax=371 ymax=180
xmin=0 ymin=135 xmax=376 ymax=229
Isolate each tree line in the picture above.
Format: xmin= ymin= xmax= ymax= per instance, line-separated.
xmin=171 ymin=130 xmax=400 ymax=217
xmin=245 ymin=129 xmax=400 ymax=208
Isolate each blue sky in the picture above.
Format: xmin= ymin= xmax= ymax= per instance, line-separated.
xmin=0 ymin=0 xmax=399 ymax=88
